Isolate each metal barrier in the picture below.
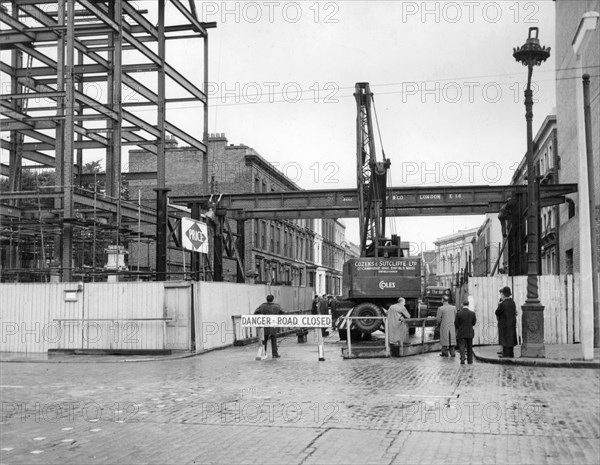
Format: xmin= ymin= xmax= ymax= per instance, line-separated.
xmin=341 ymin=313 xmax=440 ymax=358
xmin=344 ymin=315 xmax=389 ymax=358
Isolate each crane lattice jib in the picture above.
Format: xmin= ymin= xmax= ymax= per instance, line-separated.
xmin=354 ymin=83 xmax=390 ymax=257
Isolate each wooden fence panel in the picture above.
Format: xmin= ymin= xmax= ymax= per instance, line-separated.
xmin=0 ymin=283 xmax=83 ymax=352
xmin=470 ymin=275 xmax=579 ymax=346
xmin=83 ymin=282 xmax=165 ymax=350
xmin=194 ymin=283 xmax=313 ymax=352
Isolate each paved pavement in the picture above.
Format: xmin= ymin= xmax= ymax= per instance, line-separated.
xmin=474 ymin=344 xmax=600 ymax=368
xmin=1 ymin=331 xmax=599 ymax=465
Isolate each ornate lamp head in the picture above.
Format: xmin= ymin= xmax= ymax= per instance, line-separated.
xmin=513 ymin=27 xmax=551 ymax=67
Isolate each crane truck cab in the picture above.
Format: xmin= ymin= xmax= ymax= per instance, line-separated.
xmin=421 ymin=286 xmax=454 ymax=318
xmin=333 ymin=254 xmax=422 ymax=341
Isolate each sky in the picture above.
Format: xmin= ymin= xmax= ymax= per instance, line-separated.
xmin=158 ymin=0 xmax=557 ymax=251
xmin=3 ymin=1 xmax=558 ymax=252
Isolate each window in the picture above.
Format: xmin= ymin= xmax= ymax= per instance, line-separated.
xmin=254 ymin=220 xmax=259 ymax=248
xmin=567 ymin=198 xmax=575 ymax=219
xmin=566 ymin=249 xmax=574 ymax=274
xmin=261 ymin=221 xmax=266 ymax=249
xmin=270 ymin=224 xmax=275 ymax=253
xmin=255 ymin=260 xmax=262 ymax=282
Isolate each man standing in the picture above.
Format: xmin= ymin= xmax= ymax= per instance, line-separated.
xmin=318 ymin=294 xmax=330 ymax=337
xmin=387 ymin=297 xmax=411 ymax=346
xmin=311 ymin=294 xmax=320 ymax=315
xmin=495 ymin=286 xmax=518 ymax=358
xmin=254 ymin=295 xmax=285 ymax=358
xmin=455 ymin=299 xmax=477 ymax=364
xmin=436 ymin=295 xmax=457 ymax=357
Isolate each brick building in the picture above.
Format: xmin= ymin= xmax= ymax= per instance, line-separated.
xmin=555 ymin=1 xmax=599 ymax=274
xmin=128 ymin=133 xmax=351 ymax=290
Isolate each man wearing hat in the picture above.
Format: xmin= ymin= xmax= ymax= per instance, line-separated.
xmin=455 ymin=298 xmax=477 ymax=364
xmin=495 ymin=286 xmax=518 ymax=357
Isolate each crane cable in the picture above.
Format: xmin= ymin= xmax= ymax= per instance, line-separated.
xmin=371 ymin=94 xmax=398 ymax=238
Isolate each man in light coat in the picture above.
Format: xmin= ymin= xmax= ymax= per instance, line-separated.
xmin=436 ymin=295 xmax=457 ymax=357
xmin=387 ymin=297 xmax=411 ymax=346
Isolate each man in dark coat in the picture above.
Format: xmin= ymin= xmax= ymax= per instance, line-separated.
xmin=311 ymin=295 xmax=320 ymax=315
xmin=495 ymin=286 xmax=518 ymax=357
xmin=455 ymin=299 xmax=477 ymax=364
xmin=318 ymin=294 xmax=330 ymax=337
xmin=254 ymin=295 xmax=285 ymax=358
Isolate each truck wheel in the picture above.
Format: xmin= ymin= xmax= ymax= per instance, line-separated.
xmin=352 ymin=303 xmax=383 ymax=334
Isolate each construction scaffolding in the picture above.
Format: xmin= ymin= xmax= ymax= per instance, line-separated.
xmin=1 ymin=0 xmax=214 ymax=282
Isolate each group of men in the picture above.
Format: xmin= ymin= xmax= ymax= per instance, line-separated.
xmin=253 ymin=286 xmax=518 ymax=361
xmin=433 ymin=285 xmax=518 ymax=362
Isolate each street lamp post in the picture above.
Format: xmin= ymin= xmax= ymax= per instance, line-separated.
xmin=513 ymin=27 xmax=550 ymax=358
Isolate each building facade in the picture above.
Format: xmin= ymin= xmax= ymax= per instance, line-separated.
xmin=472 ymin=213 xmax=505 ymax=277
xmin=555 ymin=1 xmax=600 ymax=275
xmin=509 ymin=115 xmax=560 ymax=275
xmin=434 ymin=228 xmax=478 ymax=288
xmin=421 ymin=250 xmax=437 ymax=289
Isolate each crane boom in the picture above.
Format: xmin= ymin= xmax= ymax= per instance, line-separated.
xmin=354 ymin=82 xmax=397 ymax=257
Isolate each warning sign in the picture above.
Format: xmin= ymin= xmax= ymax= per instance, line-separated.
xmin=181 ymin=217 xmax=208 ymax=254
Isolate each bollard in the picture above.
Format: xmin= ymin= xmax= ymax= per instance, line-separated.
xmin=297 ymin=329 xmax=308 ymax=343
xmin=317 ymin=328 xmax=325 ymax=361
xmin=256 ymin=345 xmax=265 ymax=361
xmin=256 ymin=327 xmax=266 ymax=360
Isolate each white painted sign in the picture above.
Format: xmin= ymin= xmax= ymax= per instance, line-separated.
xmin=241 ymin=315 xmax=331 ymax=328
xmin=181 ymin=217 xmax=208 ymax=254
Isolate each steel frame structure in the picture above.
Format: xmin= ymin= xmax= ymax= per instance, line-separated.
xmin=1 ymin=0 xmax=214 ymax=281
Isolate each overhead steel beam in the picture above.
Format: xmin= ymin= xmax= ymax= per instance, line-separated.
xmin=172 ymin=184 xmax=578 ymax=220
xmin=78 ymin=171 xmax=158 ymax=183
xmin=0 ymin=139 xmax=56 ymax=167
xmin=73 ymin=192 xmax=157 ymax=224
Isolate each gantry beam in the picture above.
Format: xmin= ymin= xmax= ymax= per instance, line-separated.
xmin=172 ymin=184 xmax=578 ymax=220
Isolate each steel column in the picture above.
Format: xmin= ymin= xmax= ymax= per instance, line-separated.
xmin=61 ymin=0 xmax=76 ymax=282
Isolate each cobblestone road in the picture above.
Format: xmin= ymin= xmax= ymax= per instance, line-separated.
xmin=1 ymin=332 xmax=599 ymax=465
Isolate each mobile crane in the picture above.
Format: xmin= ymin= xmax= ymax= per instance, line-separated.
xmin=333 ymin=83 xmax=422 ymax=341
